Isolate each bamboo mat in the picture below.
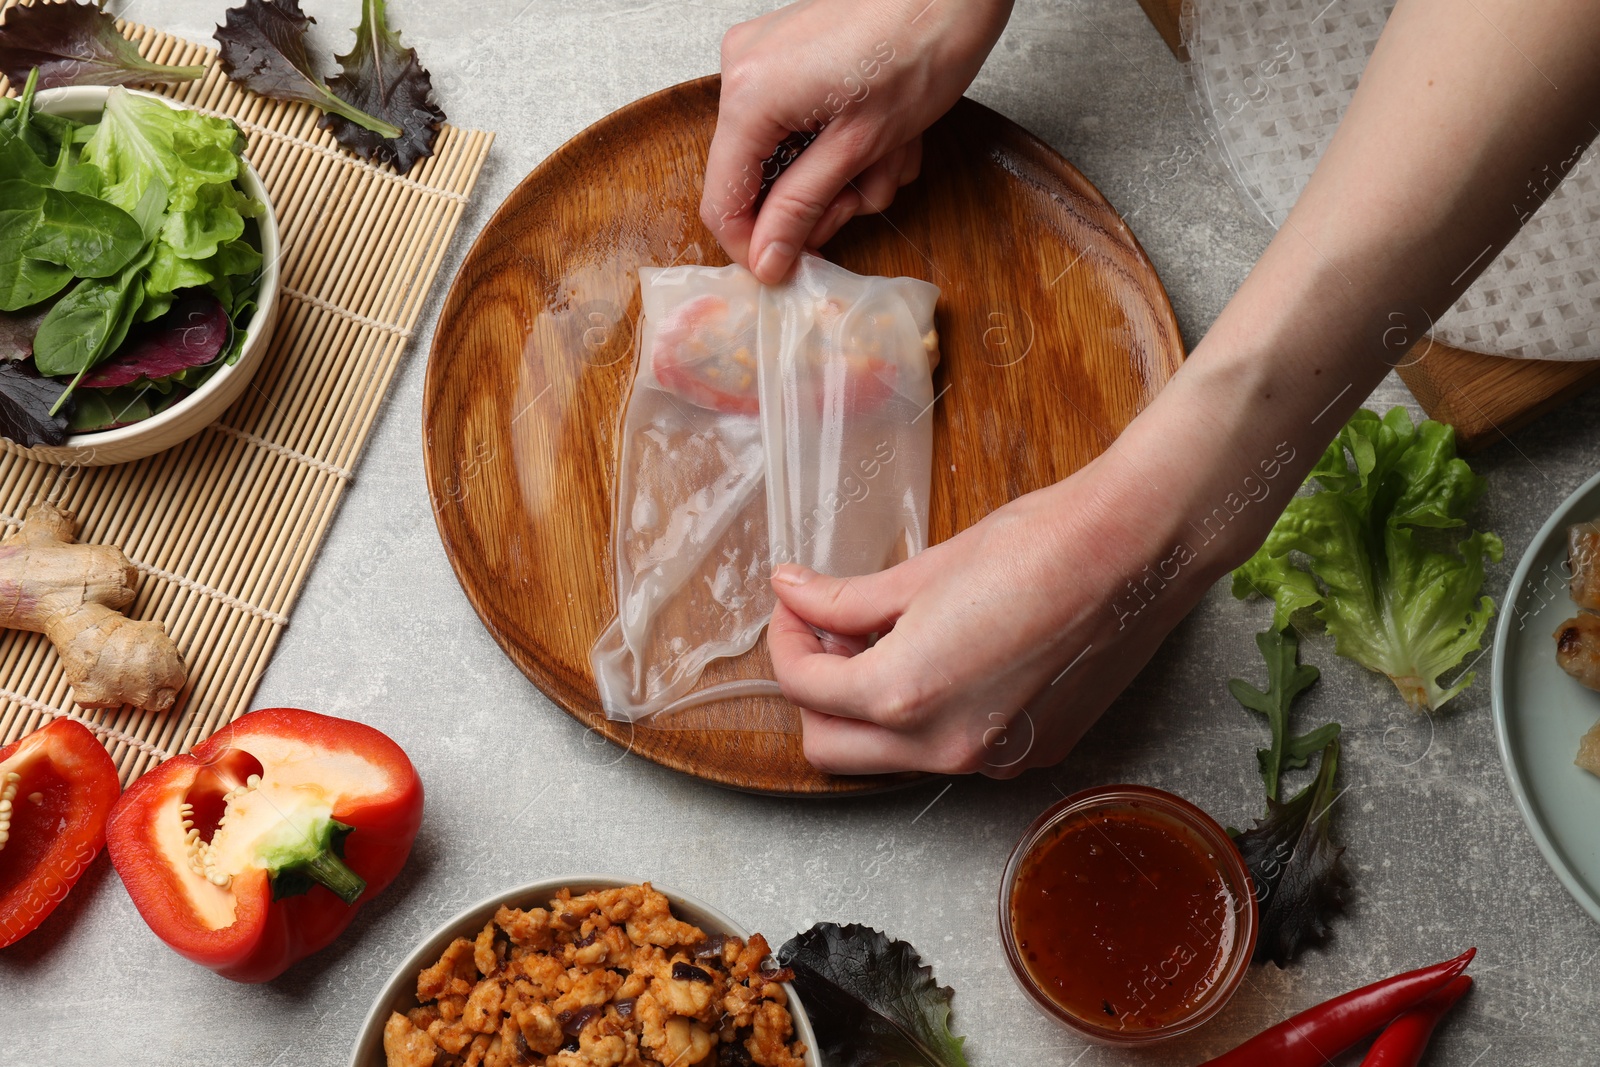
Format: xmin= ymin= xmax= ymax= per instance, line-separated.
xmin=0 ymin=2 xmax=493 ymax=783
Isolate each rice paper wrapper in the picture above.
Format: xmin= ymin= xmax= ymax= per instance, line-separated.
xmin=592 ymin=256 xmax=940 ymax=722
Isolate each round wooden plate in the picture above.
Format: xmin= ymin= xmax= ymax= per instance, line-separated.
xmin=423 ymin=76 xmax=1184 ymax=796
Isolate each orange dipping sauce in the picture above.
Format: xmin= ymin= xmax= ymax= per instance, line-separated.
xmin=1000 ymin=787 xmax=1257 ymax=1044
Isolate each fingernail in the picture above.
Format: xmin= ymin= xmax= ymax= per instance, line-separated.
xmin=772 ymin=564 xmax=814 ymax=587
xmin=755 ymin=241 xmax=795 ymax=282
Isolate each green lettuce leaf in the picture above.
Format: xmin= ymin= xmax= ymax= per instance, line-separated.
xmin=82 ymin=87 xmax=241 ymax=223
xmin=1233 ymin=407 xmax=1503 ymax=710
xmin=779 ymin=923 xmax=967 ymax=1067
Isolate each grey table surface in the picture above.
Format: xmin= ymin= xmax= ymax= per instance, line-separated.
xmin=5 ymin=1 xmax=1600 ymax=1064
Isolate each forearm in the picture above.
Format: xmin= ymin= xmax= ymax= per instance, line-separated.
xmin=1085 ymin=0 xmax=1600 ymax=586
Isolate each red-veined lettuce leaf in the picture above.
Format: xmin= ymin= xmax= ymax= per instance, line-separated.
xmin=80 ymin=289 xmax=227 ymax=388
xmin=779 ymin=923 xmax=968 ymax=1067
xmin=0 ymin=0 xmax=203 ymax=89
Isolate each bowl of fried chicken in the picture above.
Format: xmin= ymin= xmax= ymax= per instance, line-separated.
xmin=353 ymin=876 xmax=820 ymax=1067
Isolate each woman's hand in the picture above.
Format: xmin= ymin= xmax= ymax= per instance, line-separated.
xmin=767 ymin=442 xmax=1237 ymax=778
xmin=702 ymin=0 xmax=1013 ymax=283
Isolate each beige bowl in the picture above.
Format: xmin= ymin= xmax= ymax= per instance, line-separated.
xmin=350 ymin=875 xmax=822 ymax=1067
xmin=16 ymin=86 xmax=279 ymax=467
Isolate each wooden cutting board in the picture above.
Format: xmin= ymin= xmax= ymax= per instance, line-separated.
xmin=423 ymin=76 xmax=1184 ymax=795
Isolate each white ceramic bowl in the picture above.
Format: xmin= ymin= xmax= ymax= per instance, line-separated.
xmin=17 ymin=86 xmax=279 ymax=467
xmin=349 ymin=875 xmax=822 ymax=1067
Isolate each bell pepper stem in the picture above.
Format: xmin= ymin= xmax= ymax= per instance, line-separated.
xmin=301 ymin=848 xmax=366 ymax=905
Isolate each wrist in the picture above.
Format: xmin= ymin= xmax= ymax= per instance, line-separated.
xmin=1088 ymin=350 xmax=1313 ymax=588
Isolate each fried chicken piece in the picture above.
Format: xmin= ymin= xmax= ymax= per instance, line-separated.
xmin=427 ymin=1018 xmax=475 ymax=1056
xmin=496 ymin=905 xmax=556 ymax=951
xmin=661 ymin=1017 xmax=716 ymax=1066
xmin=419 ymin=938 xmax=480 ymax=1001
xmin=625 ymin=885 xmax=706 ymax=948
xmin=552 ymin=967 xmax=623 ymax=1018
xmin=482 ymin=1028 xmax=523 ymax=1067
xmin=475 ymin=920 xmax=505 ymax=977
xmin=1571 ymin=522 xmax=1600 ymax=612
xmin=512 ymin=1001 xmax=564 ymax=1057
xmin=745 ymin=1002 xmax=805 ymax=1067
xmin=436 ymin=994 xmax=467 ymax=1024
xmin=462 ymin=1033 xmax=492 ymax=1067
xmin=721 ymin=981 xmax=763 ymax=1032
xmin=464 ymin=978 xmax=506 ymax=1034
xmin=406 ymin=1005 xmax=442 ymax=1031
xmin=569 ymin=923 xmax=635 ymax=970
xmin=1556 ymin=614 xmax=1600 ymax=692
xmin=383 ymin=1011 xmax=439 ymax=1067
xmin=512 ymin=953 xmax=571 ymax=999
xmin=634 ymin=992 xmax=671 ymax=1060
xmin=645 ymin=952 xmax=722 ymax=1024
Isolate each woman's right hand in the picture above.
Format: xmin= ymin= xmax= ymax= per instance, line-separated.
xmin=701 ymin=0 xmax=1014 ymax=283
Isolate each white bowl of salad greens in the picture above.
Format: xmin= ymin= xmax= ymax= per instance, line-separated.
xmin=0 ymin=75 xmax=278 ymax=466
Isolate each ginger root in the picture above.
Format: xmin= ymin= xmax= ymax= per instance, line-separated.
xmin=0 ymin=503 xmax=186 ymax=712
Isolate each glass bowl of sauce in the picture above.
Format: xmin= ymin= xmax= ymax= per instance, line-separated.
xmin=1000 ymin=785 xmax=1257 ymax=1045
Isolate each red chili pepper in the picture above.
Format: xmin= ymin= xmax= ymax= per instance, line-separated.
xmin=0 ymin=719 xmax=120 ymax=947
xmin=1359 ymin=976 xmax=1473 ymax=1067
xmin=1200 ymin=948 xmax=1475 ymax=1067
xmin=106 ymin=707 xmax=422 ymax=982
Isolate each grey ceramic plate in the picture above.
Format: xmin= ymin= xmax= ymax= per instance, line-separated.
xmin=349 ymin=875 xmax=821 ymax=1067
xmin=1493 ymin=470 xmax=1600 ymax=924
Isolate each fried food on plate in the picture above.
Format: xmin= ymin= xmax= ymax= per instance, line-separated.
xmin=384 ymin=882 xmax=807 ymax=1067
xmin=1557 ymin=614 xmax=1600 ymax=694
xmin=1572 ymin=521 xmax=1600 ymax=613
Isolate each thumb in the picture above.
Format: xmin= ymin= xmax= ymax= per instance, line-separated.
xmin=770 ymin=563 xmax=909 ymax=636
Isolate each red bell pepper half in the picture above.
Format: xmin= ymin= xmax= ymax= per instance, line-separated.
xmin=0 ymin=718 xmax=120 ymax=948
xmin=107 ymin=707 xmax=423 ymax=983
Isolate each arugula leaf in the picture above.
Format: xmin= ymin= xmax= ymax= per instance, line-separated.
xmin=321 ymin=0 xmax=443 ymax=175
xmin=779 ymin=923 xmax=968 ymax=1067
xmin=215 ymin=0 xmax=403 ymax=142
xmin=0 ymin=1 xmax=204 ymax=89
xmin=1233 ymin=407 xmax=1503 ymax=711
xmin=1229 ymin=626 xmax=1329 ymax=801
xmin=1231 ymin=738 xmax=1348 ymax=966
xmin=0 ymin=360 xmax=70 ymax=445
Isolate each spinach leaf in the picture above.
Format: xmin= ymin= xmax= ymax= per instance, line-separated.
xmin=33 ymin=244 xmax=151 ymax=389
xmin=779 ymin=923 xmax=968 ymax=1067
xmin=22 ymin=184 xmax=145 ymax=277
xmin=68 ymin=384 xmax=158 ymax=433
xmin=0 ymin=179 xmax=144 ymax=309
xmin=0 ymin=184 xmax=73 ymax=310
